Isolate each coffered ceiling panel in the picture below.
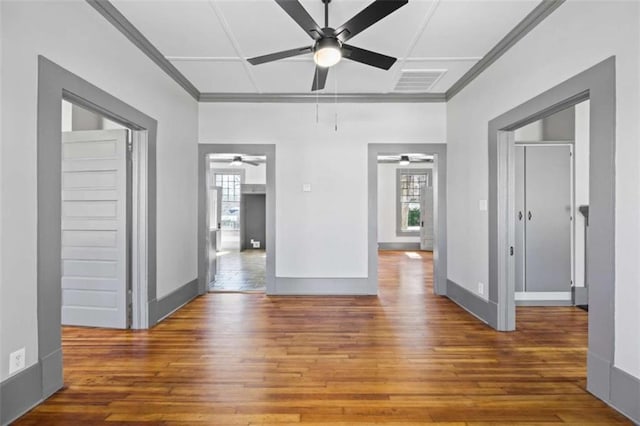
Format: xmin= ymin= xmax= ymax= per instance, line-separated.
xmin=324 ymin=59 xmax=400 ymax=93
xmin=170 ymin=59 xmax=256 ymax=92
xmin=112 ymin=0 xmax=237 ymax=57
xmin=109 ymin=0 xmax=545 ymax=94
xmin=215 ymin=1 xmax=311 ymax=58
xmin=411 ymin=0 xmax=539 ymax=57
xmin=250 ymin=60 xmax=320 ymax=93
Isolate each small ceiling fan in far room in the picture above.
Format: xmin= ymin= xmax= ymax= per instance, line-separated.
xmin=230 ymin=156 xmax=259 ymax=166
xmin=247 ymin=0 xmax=409 ymax=91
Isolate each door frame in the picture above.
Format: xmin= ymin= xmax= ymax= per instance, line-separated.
xmin=36 ymin=56 xmax=158 ymax=398
xmin=488 ymin=57 xmax=615 ymax=401
xmin=198 ymin=144 xmax=276 ymax=295
xmin=368 ymin=143 xmax=447 ymax=295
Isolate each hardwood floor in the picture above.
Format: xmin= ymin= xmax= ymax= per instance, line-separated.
xmin=15 ymin=251 xmax=630 ymax=425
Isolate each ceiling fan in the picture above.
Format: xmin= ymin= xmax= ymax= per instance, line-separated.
xmin=230 ymin=156 xmax=260 ymax=166
xmin=247 ymin=0 xmax=408 ymax=91
xmin=377 ymin=154 xmax=433 ymax=165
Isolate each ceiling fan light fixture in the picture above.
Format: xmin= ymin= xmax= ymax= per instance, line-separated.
xmin=230 ymin=156 xmax=243 ymax=166
xmin=313 ymin=37 xmax=342 ymax=68
xmin=399 ymin=155 xmax=410 ymax=166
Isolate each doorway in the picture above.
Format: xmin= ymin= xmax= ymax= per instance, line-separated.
xmin=60 ymin=101 xmax=133 ymax=328
xmin=198 ymin=144 xmax=276 ymax=295
xmin=376 ymin=154 xmax=436 ymax=295
xmin=368 ymin=144 xmax=447 ymax=295
xmin=488 ymin=57 xmax=614 ymax=402
xmin=207 ymin=155 xmax=267 ymax=292
xmin=36 ymin=56 xmax=158 ymax=400
xmin=511 ymin=103 xmax=589 ymax=307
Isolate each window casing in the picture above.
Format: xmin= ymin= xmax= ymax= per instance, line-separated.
xmin=211 ymin=169 xmax=244 ymax=231
xmin=396 ymin=168 xmax=432 ymax=236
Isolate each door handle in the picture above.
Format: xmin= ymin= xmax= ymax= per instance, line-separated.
xmin=528 ymin=211 xmax=532 ymax=220
xmin=421 ymin=221 xmax=424 ymax=227
xmin=518 ymin=211 xmax=523 ymax=221
xmin=218 ymin=222 xmax=221 ymax=230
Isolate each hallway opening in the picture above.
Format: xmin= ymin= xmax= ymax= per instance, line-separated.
xmin=206 ymin=153 xmax=267 ymax=293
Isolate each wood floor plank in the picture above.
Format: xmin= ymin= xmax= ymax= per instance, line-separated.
xmin=13 ymin=251 xmax=632 ymax=424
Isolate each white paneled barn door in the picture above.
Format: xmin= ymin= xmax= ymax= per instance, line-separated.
xmin=61 ymin=129 xmax=129 ymax=329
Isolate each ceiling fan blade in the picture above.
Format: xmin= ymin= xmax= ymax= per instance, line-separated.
xmin=243 ymin=160 xmax=260 ymax=166
xmin=248 ymin=46 xmax=312 ymax=65
xmin=335 ymin=0 xmax=408 ymax=42
xmin=341 ymin=44 xmax=397 ymax=70
xmin=312 ymin=66 xmax=329 ymax=91
xmin=275 ymin=0 xmax=324 ymax=40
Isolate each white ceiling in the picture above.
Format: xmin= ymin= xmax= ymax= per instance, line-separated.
xmin=111 ymin=0 xmax=539 ymax=94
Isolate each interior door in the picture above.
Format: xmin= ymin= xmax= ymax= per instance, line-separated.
xmin=420 ymin=172 xmax=434 ymax=251
xmin=524 ymin=145 xmax=572 ymax=292
xmin=61 ymin=129 xmax=129 ymax=328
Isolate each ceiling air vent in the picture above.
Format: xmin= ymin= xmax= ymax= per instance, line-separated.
xmin=394 ymin=69 xmax=446 ymax=92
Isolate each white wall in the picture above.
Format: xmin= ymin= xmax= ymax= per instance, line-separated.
xmin=1 ymin=1 xmax=199 ymax=381
xmin=446 ymin=0 xmax=639 ymax=377
xmin=199 ymin=102 xmax=446 ymax=278
xmin=377 ymin=162 xmax=433 ymax=244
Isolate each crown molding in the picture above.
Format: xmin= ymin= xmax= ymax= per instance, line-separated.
xmin=445 ymin=0 xmax=566 ymax=101
xmin=86 ymin=0 xmax=200 ymax=101
xmin=198 ymin=92 xmax=447 ymax=103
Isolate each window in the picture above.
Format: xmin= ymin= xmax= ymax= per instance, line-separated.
xmin=396 ymin=169 xmax=431 ymax=236
xmin=213 ymin=171 xmax=243 ymax=231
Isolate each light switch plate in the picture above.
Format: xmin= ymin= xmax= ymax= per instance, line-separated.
xmin=479 ymin=199 xmax=488 ymax=211
xmin=302 ymin=183 xmax=312 ymax=192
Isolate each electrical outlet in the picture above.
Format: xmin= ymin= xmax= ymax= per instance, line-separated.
xmin=478 ymin=282 xmax=485 ymax=296
xmin=9 ymin=348 xmax=26 ymax=375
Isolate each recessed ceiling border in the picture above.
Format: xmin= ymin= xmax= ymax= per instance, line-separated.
xmin=86 ymin=0 xmax=200 ymax=100
xmin=445 ymin=0 xmax=566 ymax=101
xmin=87 ymin=0 xmax=565 ymax=103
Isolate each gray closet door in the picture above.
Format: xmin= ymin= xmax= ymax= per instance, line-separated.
xmin=524 ymin=145 xmax=571 ymax=292
xmin=514 ymin=146 xmax=526 ymax=292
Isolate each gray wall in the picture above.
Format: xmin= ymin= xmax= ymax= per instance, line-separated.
xmin=242 ymin=194 xmax=266 ymax=250
xmin=542 ymin=105 xmax=575 ymax=140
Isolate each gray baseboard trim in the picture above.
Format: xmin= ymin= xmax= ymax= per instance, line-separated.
xmin=273 ymin=277 xmax=375 ymax=295
xmin=1 ymin=362 xmax=43 ymax=425
xmin=41 ymin=348 xmax=63 ymax=399
xmin=588 ymin=352 xmax=640 ymax=424
xmin=515 ymin=300 xmax=573 ymax=306
xmin=587 ymin=350 xmax=611 ymax=401
xmin=445 ymin=279 xmax=498 ymax=328
xmin=610 ymin=366 xmax=640 ymax=424
xmin=572 ymin=286 xmax=589 ymax=305
xmin=378 ymin=242 xmax=421 ymax=251
xmin=153 ymin=278 xmax=199 ymax=323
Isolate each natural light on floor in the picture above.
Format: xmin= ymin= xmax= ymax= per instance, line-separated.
xmin=405 ymin=252 xmax=422 ymax=259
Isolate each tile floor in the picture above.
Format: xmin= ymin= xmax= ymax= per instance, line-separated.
xmin=209 ymin=249 xmax=266 ymax=292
